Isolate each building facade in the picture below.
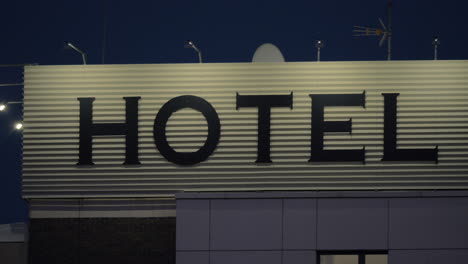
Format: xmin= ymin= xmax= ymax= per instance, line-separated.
xmin=23 ymin=61 xmax=468 ymax=264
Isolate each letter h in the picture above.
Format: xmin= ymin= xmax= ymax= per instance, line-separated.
xmin=77 ymin=97 xmax=141 ymax=165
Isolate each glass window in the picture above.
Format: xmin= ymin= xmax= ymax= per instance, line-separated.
xmin=319 ymin=252 xmax=387 ymax=264
xmin=320 ymin=255 xmax=358 ymax=264
xmin=366 ymin=254 xmax=388 ymax=264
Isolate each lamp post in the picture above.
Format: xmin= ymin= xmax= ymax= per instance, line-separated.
xmin=315 ymin=40 xmax=324 ymax=62
xmin=66 ymin=42 xmax=87 ymax=65
xmin=185 ymin=40 xmax=203 ymax=63
xmin=432 ymin=36 xmax=440 ymax=60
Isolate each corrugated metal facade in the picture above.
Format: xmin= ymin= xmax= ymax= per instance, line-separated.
xmin=23 ymin=61 xmax=468 ymax=198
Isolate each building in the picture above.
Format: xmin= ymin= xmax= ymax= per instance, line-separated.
xmin=23 ymin=61 xmax=468 ymax=264
xmin=0 ymin=222 xmax=28 ymax=264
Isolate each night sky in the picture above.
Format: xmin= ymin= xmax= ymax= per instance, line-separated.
xmin=1 ymin=0 xmax=468 ymax=223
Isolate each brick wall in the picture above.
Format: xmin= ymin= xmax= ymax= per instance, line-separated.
xmin=29 ymin=217 xmax=175 ymax=264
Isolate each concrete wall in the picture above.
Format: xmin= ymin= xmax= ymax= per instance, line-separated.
xmin=176 ymin=191 xmax=468 ymax=264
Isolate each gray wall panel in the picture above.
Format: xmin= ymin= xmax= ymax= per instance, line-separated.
xmin=283 ymin=199 xmax=317 ymax=250
xmin=176 ymin=192 xmax=468 ymax=264
xmin=389 ymin=250 xmax=468 ymax=264
xmin=389 ymin=197 xmax=468 ymax=249
xmin=210 ymin=251 xmax=281 ymax=264
xmin=317 ymin=199 xmax=389 ymax=250
xmin=210 ymin=199 xmax=282 ymax=250
xmin=283 ymin=251 xmax=317 ymax=264
xmin=176 ymin=252 xmax=209 ymax=264
xmin=176 ymin=200 xmax=210 ymax=251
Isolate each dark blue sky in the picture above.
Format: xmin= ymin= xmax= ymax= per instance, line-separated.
xmin=1 ymin=0 xmax=468 ymax=223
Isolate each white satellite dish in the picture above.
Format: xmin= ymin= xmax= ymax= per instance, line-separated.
xmin=252 ymin=43 xmax=285 ymax=63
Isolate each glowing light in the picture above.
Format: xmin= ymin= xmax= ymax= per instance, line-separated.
xmin=15 ymin=123 xmax=23 ymax=130
xmin=0 ymin=104 xmax=5 ymax=111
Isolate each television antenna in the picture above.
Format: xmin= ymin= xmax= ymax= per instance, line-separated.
xmin=353 ymin=0 xmax=393 ymax=60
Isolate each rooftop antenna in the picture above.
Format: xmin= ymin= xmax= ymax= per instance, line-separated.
xmin=387 ymin=0 xmax=392 ymax=60
xmin=101 ymin=0 xmax=109 ymax=64
xmin=353 ymin=0 xmax=393 ymax=60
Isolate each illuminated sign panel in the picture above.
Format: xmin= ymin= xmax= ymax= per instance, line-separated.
xmin=22 ymin=61 xmax=468 ymax=198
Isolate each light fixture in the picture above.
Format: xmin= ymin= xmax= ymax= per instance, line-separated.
xmin=15 ymin=122 xmax=23 ymax=130
xmin=315 ymin=40 xmax=324 ymax=62
xmin=432 ymin=36 xmax=440 ymax=60
xmin=0 ymin=101 xmax=22 ymax=112
xmin=66 ymin=42 xmax=87 ymax=65
xmin=185 ymin=40 xmax=203 ymax=63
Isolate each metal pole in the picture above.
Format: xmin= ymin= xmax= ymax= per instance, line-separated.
xmin=432 ymin=37 xmax=440 ymax=60
xmin=387 ymin=0 xmax=392 ymax=60
xmin=101 ymin=0 xmax=108 ymax=64
xmin=0 ymin=83 xmax=23 ymax=87
xmin=192 ymin=46 xmax=202 ymax=63
xmin=82 ymin=53 xmax=88 ymax=65
xmin=315 ymin=40 xmax=324 ymax=62
xmin=185 ymin=41 xmax=203 ymax=63
xmin=197 ymin=50 xmax=203 ymax=63
xmin=67 ymin=42 xmax=87 ymax=65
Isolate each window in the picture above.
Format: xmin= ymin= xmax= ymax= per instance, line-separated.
xmin=318 ymin=251 xmax=388 ymax=264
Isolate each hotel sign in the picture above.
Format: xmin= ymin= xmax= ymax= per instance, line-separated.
xmin=22 ymin=61 xmax=468 ymax=198
xmin=77 ymin=93 xmax=437 ymax=166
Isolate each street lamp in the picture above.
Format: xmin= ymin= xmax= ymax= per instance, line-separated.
xmin=0 ymin=101 xmax=24 ymax=131
xmin=66 ymin=42 xmax=87 ymax=65
xmin=185 ymin=40 xmax=203 ymax=63
xmin=15 ymin=122 xmax=23 ymax=130
xmin=315 ymin=40 xmax=324 ymax=62
xmin=432 ymin=36 xmax=440 ymax=60
xmin=0 ymin=101 xmax=22 ymax=112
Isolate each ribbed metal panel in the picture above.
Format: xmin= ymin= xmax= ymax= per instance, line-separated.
xmin=22 ymin=61 xmax=468 ymax=198
xmin=29 ymin=198 xmax=176 ymax=218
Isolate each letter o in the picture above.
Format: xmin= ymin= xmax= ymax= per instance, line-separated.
xmin=153 ymin=95 xmax=221 ymax=165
